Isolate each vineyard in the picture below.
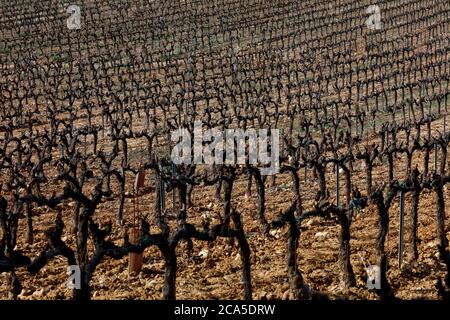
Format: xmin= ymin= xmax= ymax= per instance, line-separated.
xmin=0 ymin=0 xmax=449 ymax=301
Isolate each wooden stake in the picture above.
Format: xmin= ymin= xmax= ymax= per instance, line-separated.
xmin=398 ymin=190 xmax=405 ymax=268
xmin=434 ymin=143 xmax=438 ymax=174
xmin=336 ymin=162 xmax=340 ymax=207
xmin=172 ymin=163 xmax=177 ymax=215
xmin=160 ymin=178 xmax=166 ymax=213
xmin=83 ymin=135 xmax=87 ymax=157
xmin=128 ymin=226 xmax=143 ymax=274
xmin=128 ymin=169 xmax=145 ymax=275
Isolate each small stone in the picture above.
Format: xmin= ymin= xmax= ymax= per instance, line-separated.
xmin=425 ymin=241 xmax=437 ymax=249
xmin=198 ymin=249 xmax=208 ymax=259
xmin=32 ymin=288 xmax=45 ymax=297
xmin=314 ymin=231 xmax=328 ymax=238
xmin=269 ymin=229 xmax=280 ymax=239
